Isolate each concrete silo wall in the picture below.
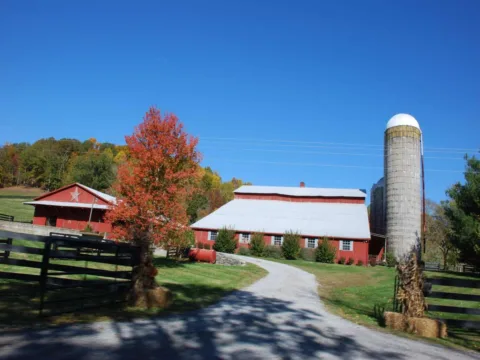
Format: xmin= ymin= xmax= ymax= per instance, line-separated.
xmin=370 ymin=178 xmax=385 ymax=235
xmin=384 ymin=125 xmax=422 ymax=260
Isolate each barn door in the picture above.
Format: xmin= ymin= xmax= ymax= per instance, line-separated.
xmin=46 ymin=216 xmax=57 ymax=227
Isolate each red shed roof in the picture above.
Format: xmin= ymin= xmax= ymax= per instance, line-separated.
xmin=25 ymin=183 xmax=116 ymax=210
xmin=34 ymin=183 xmax=116 ymax=204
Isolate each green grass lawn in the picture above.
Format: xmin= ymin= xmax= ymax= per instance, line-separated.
xmin=0 ymin=236 xmax=267 ymax=328
xmin=0 ymin=186 xmax=268 ymax=328
xmin=273 ymin=259 xmax=480 ymax=352
xmin=0 ymin=186 xmax=44 ymax=222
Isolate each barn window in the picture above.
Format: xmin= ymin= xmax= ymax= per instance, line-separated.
xmin=340 ymin=240 xmax=353 ymax=251
xmin=208 ymin=231 xmax=218 ymax=241
xmin=240 ymin=233 xmax=250 ymax=243
xmin=272 ymin=235 xmax=283 ymax=246
xmin=306 ymin=238 xmax=317 ymax=248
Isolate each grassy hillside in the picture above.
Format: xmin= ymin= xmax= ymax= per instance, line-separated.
xmin=0 ymin=186 xmax=44 ymax=222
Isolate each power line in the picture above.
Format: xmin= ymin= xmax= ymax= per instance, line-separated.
xmin=200 ymin=139 xmax=474 ymax=155
xmin=200 ymin=136 xmax=479 ymax=153
xmin=199 ymin=145 xmax=465 ymax=160
xmin=204 ymin=158 xmax=471 ymax=174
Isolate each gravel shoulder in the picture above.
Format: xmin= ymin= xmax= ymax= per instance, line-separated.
xmin=1 ymin=256 xmax=479 ymax=360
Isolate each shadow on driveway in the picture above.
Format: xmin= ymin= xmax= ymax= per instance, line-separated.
xmin=0 ymin=284 xmax=406 ymax=360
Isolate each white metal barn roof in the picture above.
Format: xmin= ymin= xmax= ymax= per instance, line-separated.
xmin=191 ymin=199 xmax=370 ymax=239
xmin=234 ymin=185 xmax=366 ymax=198
xmin=79 ymin=184 xmax=117 ymax=204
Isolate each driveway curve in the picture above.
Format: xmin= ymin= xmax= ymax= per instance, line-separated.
xmin=1 ymin=256 xmax=478 ymax=360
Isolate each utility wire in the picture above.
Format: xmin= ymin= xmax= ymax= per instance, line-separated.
xmin=199 ymin=146 xmax=465 ymax=160
xmin=200 ymin=136 xmax=479 ymax=154
xmin=204 ymin=158 xmax=473 ymax=174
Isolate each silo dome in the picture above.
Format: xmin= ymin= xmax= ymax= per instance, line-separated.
xmin=386 ymin=113 xmax=420 ymax=131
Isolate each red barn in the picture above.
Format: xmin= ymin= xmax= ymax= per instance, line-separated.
xmin=191 ymin=183 xmax=371 ymax=265
xmin=24 ymin=183 xmax=116 ymax=236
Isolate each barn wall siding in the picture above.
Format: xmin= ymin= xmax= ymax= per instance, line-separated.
xmin=234 ymin=193 xmax=364 ymax=204
xmin=33 ymin=205 xmax=112 ymax=233
xmin=193 ymin=229 xmax=369 ymax=265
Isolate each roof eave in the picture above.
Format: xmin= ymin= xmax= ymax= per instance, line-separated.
xmin=190 ymin=226 xmax=370 ymax=241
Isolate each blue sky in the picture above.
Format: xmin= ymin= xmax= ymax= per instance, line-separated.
xmin=1 ymin=0 xmax=478 ymax=203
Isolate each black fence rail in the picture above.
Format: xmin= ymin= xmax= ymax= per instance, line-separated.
xmin=0 ymin=213 xmax=14 ymax=222
xmin=424 ymin=275 xmax=480 ymax=330
xmin=393 ymin=272 xmax=480 ymax=330
xmin=0 ymin=230 xmax=140 ymax=317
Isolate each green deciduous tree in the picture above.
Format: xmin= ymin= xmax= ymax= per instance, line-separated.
xmin=65 ymin=150 xmax=115 ymax=191
xmin=424 ymin=199 xmax=457 ymax=270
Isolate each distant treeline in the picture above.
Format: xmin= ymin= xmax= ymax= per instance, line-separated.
xmin=0 ymin=137 xmax=250 ymax=223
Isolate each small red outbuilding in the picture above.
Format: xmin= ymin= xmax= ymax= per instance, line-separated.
xmin=24 ymin=183 xmax=116 ymax=236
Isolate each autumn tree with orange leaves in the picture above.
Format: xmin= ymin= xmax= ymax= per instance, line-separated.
xmin=106 ymin=107 xmax=201 ymax=305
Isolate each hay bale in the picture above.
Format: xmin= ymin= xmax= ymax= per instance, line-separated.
xmin=146 ymin=286 xmax=173 ymax=309
xmin=406 ymin=317 xmax=447 ymax=338
xmin=384 ymin=311 xmax=407 ymax=331
xmin=132 ymin=286 xmax=174 ymax=309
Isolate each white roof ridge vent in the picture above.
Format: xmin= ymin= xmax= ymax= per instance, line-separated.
xmin=234 ymin=185 xmax=366 ymax=198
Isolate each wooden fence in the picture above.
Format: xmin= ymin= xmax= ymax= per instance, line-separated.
xmin=0 ymin=213 xmax=14 ymax=222
xmin=0 ymin=230 xmax=140 ymax=316
xmin=424 ymin=275 xmax=480 ymax=330
xmin=394 ymin=272 xmax=480 ymax=330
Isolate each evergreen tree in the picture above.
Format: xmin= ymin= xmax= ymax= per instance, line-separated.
xmin=443 ymin=155 xmax=480 ymax=266
xmin=213 ymin=227 xmax=237 ymax=253
xmin=250 ymin=232 xmax=265 ymax=256
xmin=282 ymin=231 xmax=301 ymax=259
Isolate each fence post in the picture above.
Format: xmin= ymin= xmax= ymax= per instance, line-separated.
xmin=393 ymin=275 xmax=398 ymax=312
xmin=112 ymin=245 xmax=119 ymax=306
xmin=4 ymin=238 xmax=12 ymax=259
xmin=38 ymin=237 xmax=52 ymax=316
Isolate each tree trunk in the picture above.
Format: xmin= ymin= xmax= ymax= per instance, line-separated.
xmin=128 ymin=232 xmax=159 ymax=307
xmin=443 ymin=250 xmax=448 ymax=271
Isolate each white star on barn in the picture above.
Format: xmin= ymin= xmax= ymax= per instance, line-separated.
xmin=70 ymin=188 xmax=81 ymax=202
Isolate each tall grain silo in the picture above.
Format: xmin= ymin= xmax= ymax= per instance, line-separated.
xmin=384 ymin=114 xmax=423 ymax=261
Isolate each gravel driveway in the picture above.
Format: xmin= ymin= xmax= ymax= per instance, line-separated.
xmin=1 ymin=256 xmax=478 ymax=360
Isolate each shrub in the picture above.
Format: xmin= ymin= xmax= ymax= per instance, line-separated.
xmin=197 ymin=242 xmax=204 ymax=249
xmin=203 ymin=243 xmax=211 ymax=250
xmin=369 ymin=257 xmax=377 ymax=267
xmin=315 ymin=238 xmax=336 ymax=263
xmin=386 ymin=252 xmax=397 ymax=267
xmin=83 ymin=224 xmax=94 ymax=232
xmin=357 ymin=259 xmax=364 ymax=266
xmin=300 ymin=248 xmax=316 ymax=262
xmin=263 ymin=245 xmax=284 ymax=259
xmin=184 ymin=230 xmax=195 ymax=247
xmin=282 ymin=231 xmax=301 ymax=260
xmin=237 ymin=247 xmax=251 ymax=256
xmin=338 ymin=256 xmax=346 ymax=265
xmin=250 ymin=232 xmax=265 ymax=256
xmin=213 ymin=227 xmax=237 ymax=253
xmin=347 ymin=257 xmax=355 ymax=265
